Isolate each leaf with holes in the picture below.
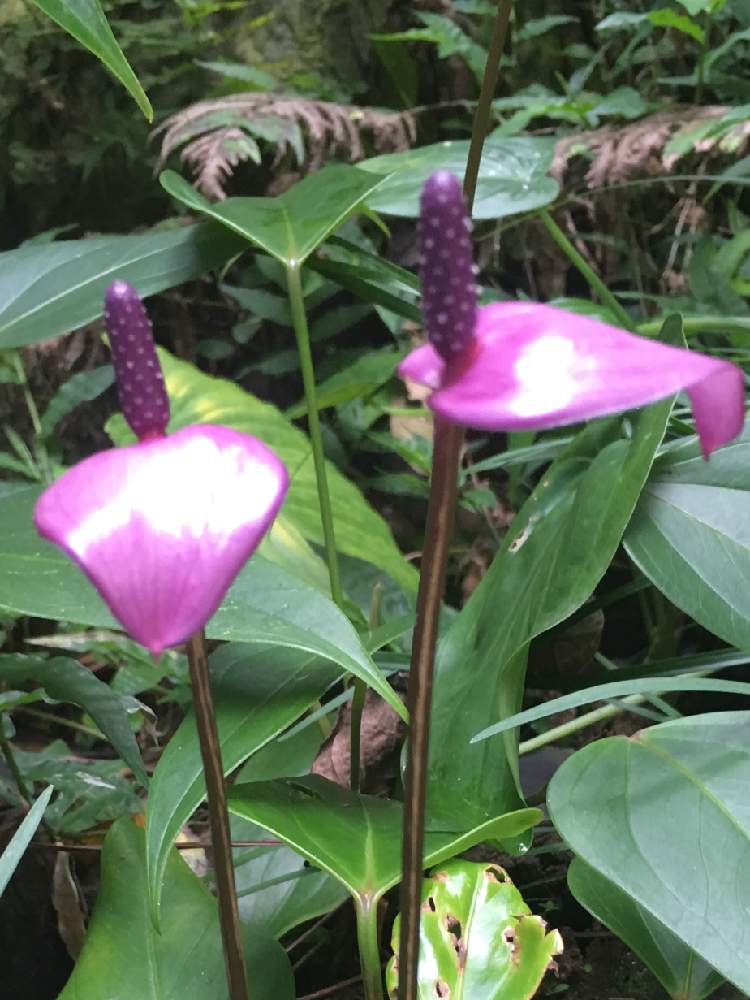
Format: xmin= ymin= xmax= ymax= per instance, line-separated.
xmin=386 ymin=860 xmax=562 ymax=999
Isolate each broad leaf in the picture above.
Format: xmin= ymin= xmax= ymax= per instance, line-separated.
xmin=146 ymin=643 xmax=339 ymax=925
xmin=0 ymin=486 xmax=403 ymax=717
xmin=160 ymin=165 xmax=390 ymax=265
xmin=358 ymin=136 xmax=559 ymax=218
xmin=29 ymin=0 xmax=152 ymax=119
xmin=429 ymin=398 xmax=672 ymax=828
xmin=386 ymin=860 xmax=562 ymax=999
xmin=0 ymin=224 xmax=244 ymax=349
xmin=107 ymin=349 xmax=417 ymax=593
xmin=229 ymin=775 xmax=541 ymax=905
xmin=0 ymin=786 xmax=53 ymax=898
xmin=625 ymin=428 xmax=750 ymax=652
xmin=59 ymin=818 xmax=294 ymax=1000
xmin=568 ymin=858 xmax=725 ymax=1000
xmin=548 ymin=712 xmax=750 ymax=995
xmin=0 ymin=654 xmax=147 ymax=786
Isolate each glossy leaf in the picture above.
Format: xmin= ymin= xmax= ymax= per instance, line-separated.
xmin=386 ymin=860 xmax=562 ymax=999
xmin=229 ymin=775 xmax=541 ymax=905
xmin=107 ymin=349 xmax=417 ymax=593
xmin=358 ymin=136 xmax=559 ymax=218
xmin=29 ymin=0 xmax=152 ymax=120
xmin=0 ymin=786 xmax=53 ymax=898
xmin=428 ymin=397 xmax=672 ymax=828
xmin=0 ymin=653 xmax=147 ymax=786
xmin=160 ymin=165 xmax=390 ymax=265
xmin=548 ymin=712 xmax=750 ymax=995
xmin=59 ymin=818 xmax=294 ymax=1000
xmin=146 ymin=643 xmax=339 ymax=925
xmin=0 ymin=486 xmax=403 ymax=717
xmin=0 ymin=224 xmax=244 ymax=349
xmin=625 ymin=428 xmax=750 ymax=651
xmin=568 ymin=859 xmax=725 ymax=1000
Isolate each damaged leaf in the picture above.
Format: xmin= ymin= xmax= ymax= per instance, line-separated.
xmin=386 ymin=859 xmax=562 ymax=999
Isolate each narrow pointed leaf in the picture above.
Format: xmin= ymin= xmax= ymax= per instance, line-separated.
xmin=29 ymin=0 xmax=152 ymax=120
xmin=0 ymin=224 xmax=244 ymax=349
xmin=548 ymin=712 xmax=750 ymax=995
xmin=59 ymin=818 xmax=294 ymax=1000
xmin=0 ymin=786 xmax=54 ymax=898
xmin=160 ymin=165 xmax=391 ymax=265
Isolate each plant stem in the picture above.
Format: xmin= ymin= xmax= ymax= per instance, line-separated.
xmin=517 ymin=695 xmax=647 ymax=755
xmin=187 ymin=631 xmax=249 ymax=1000
xmin=285 ymin=263 xmax=344 ymax=610
xmin=538 ymin=208 xmax=633 ymax=330
xmin=0 ymin=722 xmax=55 ymax=838
xmin=355 ymin=898 xmax=384 ymax=1000
xmin=398 ymin=5 xmax=513 ymax=999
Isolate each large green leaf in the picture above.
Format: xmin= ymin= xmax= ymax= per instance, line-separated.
xmin=160 ymin=165 xmax=390 ymax=265
xmin=0 ymin=654 xmax=147 ymax=786
xmin=0 ymin=786 xmax=53 ymax=898
xmin=232 ymin=724 xmax=347 ymax=938
xmin=428 ymin=398 xmax=672 ymax=828
xmin=0 ymin=223 xmax=244 ymax=349
xmin=29 ymin=0 xmax=152 ymax=120
xmin=107 ymin=349 xmax=417 ymax=593
xmin=59 ymin=817 xmax=294 ymax=1000
xmin=146 ymin=643 xmax=339 ymax=926
xmin=357 ymin=136 xmax=559 ymax=218
xmin=0 ymin=486 xmax=403 ymax=716
xmin=386 ymin=860 xmax=562 ymax=1000
xmin=568 ymin=858 xmax=725 ymax=1000
xmin=229 ymin=775 xmax=541 ymax=906
xmin=625 ymin=428 xmax=750 ymax=651
xmin=548 ymin=712 xmax=750 ymax=995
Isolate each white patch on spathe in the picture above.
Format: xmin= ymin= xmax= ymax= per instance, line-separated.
xmin=67 ymin=433 xmax=279 ymax=557
xmin=510 ymin=334 xmax=597 ymax=418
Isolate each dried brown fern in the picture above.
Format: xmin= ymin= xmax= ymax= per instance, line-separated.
xmin=552 ymin=105 xmax=750 ymax=189
xmin=154 ymin=94 xmax=416 ymax=200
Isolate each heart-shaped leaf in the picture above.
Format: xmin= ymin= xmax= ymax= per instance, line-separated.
xmin=29 ymin=0 xmax=152 ymax=119
xmin=160 ymin=165 xmax=390 ymax=265
xmin=0 ymin=224 xmax=243 ymax=349
xmin=568 ymin=858 xmax=725 ymax=1000
xmin=357 ymin=136 xmax=559 ymax=218
xmin=59 ymin=817 xmax=294 ymax=1000
xmin=386 ymin=859 xmax=562 ymax=999
xmin=548 ymin=712 xmax=750 ymax=995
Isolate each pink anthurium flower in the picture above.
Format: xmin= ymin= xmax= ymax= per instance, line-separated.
xmin=399 ymin=171 xmax=745 ymax=458
xmin=34 ymin=281 xmax=289 ymax=656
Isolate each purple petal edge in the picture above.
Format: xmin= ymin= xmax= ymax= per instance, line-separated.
xmin=105 ymin=281 xmax=170 ymax=441
xmin=34 ymin=425 xmax=289 ymax=654
xmin=399 ymin=302 xmax=745 ymax=457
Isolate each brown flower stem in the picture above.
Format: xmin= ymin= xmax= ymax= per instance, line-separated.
xmin=187 ymin=630 xmax=249 ymax=1000
xmin=397 ymin=4 xmax=513 ymax=999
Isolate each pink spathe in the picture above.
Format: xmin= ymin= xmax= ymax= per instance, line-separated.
xmin=401 ymin=171 xmax=746 ymax=458
xmin=34 ymin=281 xmax=289 ymax=656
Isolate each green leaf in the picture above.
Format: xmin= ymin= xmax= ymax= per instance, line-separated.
xmin=0 ymin=786 xmax=53 ymax=897
xmin=386 ymin=859 xmax=562 ymax=999
xmin=286 ymin=348 xmax=401 ymax=418
xmin=472 ymin=676 xmax=750 ymax=743
xmin=39 ymin=366 xmax=114 ymax=438
xmin=0 ymin=224 xmax=244 ymax=349
xmin=625 ymin=428 xmax=750 ymax=652
xmin=59 ymin=817 xmax=294 ymax=1000
xmin=229 ymin=775 xmax=541 ymax=905
xmin=107 ymin=349 xmax=417 ymax=594
xmin=429 ymin=398 xmax=672 ymax=828
xmin=146 ymin=643 xmax=339 ymax=926
xmin=0 ymin=654 xmax=147 ymax=786
xmin=29 ymin=0 xmax=153 ymax=120
xmin=548 ymin=712 xmax=750 ymax=995
xmin=357 ymin=136 xmax=559 ymax=219
xmin=160 ymin=165 xmax=390 ymax=266
xmin=0 ymin=486 xmax=405 ymax=717
xmin=568 ymin=858 xmax=725 ymax=1000
xmin=372 ymin=12 xmax=488 ymax=84
xmin=648 ymin=7 xmax=705 ymax=42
